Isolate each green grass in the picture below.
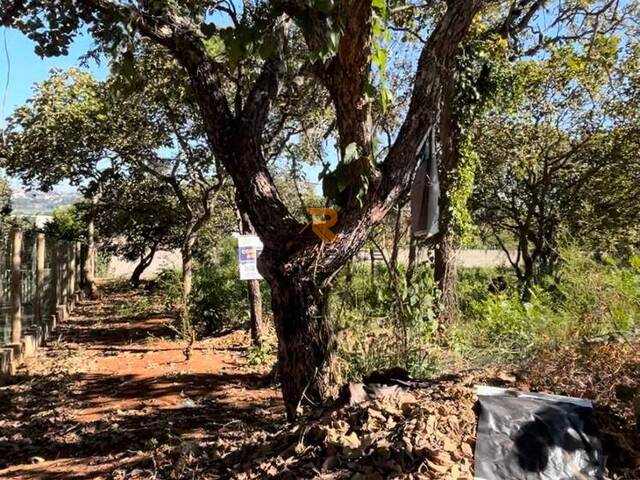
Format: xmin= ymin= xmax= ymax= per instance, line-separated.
xmin=452 ymin=249 xmax=640 ymax=360
xmin=333 ymin=249 xmax=640 ymax=378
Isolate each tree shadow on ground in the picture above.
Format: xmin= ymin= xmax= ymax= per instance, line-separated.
xmin=54 ymin=301 xmax=177 ymax=348
xmin=0 ymin=370 xmax=282 ymax=474
xmin=0 ymin=289 xmax=283 ymax=479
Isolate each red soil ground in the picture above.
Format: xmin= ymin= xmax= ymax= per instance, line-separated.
xmin=0 ymin=289 xmax=282 ymax=479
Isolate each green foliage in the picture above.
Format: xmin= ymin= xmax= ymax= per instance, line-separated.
xmin=443 ymin=31 xmax=512 ymax=245
xmin=190 ymin=238 xmax=250 ymax=334
xmin=0 ymin=176 xmax=12 ymax=239
xmin=247 ymin=341 xmax=277 ymax=367
xmin=370 ymin=0 xmax=392 ymax=112
xmin=334 ymin=249 xmax=638 ymax=378
xmin=452 ymin=249 xmax=640 ymax=360
xmin=452 ymin=32 xmax=512 ymax=131
xmin=448 ymin=134 xmax=479 ymax=244
xmin=155 ymin=268 xmax=184 ymax=310
xmin=332 ymin=263 xmax=439 ymax=381
xmin=0 ymin=176 xmax=11 ymax=219
xmin=3 ymin=69 xmax=111 ymax=191
xmin=45 ymin=205 xmax=86 ymax=241
xmin=159 ymin=237 xmax=271 ymax=336
xmin=471 ymin=41 xmax=640 ymax=284
xmin=95 ymin=250 xmax=111 ymax=278
xmin=95 ymin=171 xmax=182 ymax=263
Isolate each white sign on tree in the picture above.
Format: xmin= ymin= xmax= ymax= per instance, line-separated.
xmin=237 ymin=235 xmax=263 ymax=280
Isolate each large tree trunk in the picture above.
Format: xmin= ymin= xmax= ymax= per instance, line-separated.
xmin=269 ymin=272 xmax=339 ymax=420
xmin=129 ymin=257 xmax=148 ymax=288
xmin=434 ymin=233 xmax=458 ymax=326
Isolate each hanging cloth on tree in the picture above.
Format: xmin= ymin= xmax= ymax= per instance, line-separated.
xmin=410 ymin=128 xmax=440 ymax=239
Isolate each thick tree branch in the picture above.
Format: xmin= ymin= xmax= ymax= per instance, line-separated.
xmin=374 ymin=0 xmax=483 ymax=220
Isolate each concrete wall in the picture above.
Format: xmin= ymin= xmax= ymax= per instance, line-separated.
xmin=107 ymin=250 xmax=182 ymax=280
xmin=105 ymin=248 xmax=516 ymax=281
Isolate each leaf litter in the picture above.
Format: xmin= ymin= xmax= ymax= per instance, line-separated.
xmin=117 ymin=342 xmax=639 ymax=480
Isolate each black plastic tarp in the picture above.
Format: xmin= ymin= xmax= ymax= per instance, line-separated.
xmin=475 ymin=386 xmax=604 ymax=480
xmin=410 ymin=129 xmax=440 ymax=240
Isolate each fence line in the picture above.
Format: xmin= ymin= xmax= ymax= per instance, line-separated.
xmin=0 ymin=225 xmax=85 ymax=378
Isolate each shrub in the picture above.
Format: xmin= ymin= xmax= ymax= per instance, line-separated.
xmin=155 ymin=267 xmax=183 ymax=309
xmin=332 ymin=263 xmax=440 ymax=380
xmin=153 ymin=237 xmax=272 ymax=337
xmin=190 ymin=237 xmax=271 ymax=335
xmin=451 ymin=248 xmax=640 ymax=361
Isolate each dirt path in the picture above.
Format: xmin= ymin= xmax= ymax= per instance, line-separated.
xmin=0 ymin=289 xmax=282 ymax=479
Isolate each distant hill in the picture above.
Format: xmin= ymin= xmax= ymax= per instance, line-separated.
xmin=11 ymin=189 xmax=80 ymax=215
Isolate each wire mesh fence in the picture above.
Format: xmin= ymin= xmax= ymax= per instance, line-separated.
xmin=0 ymin=224 xmax=82 ymax=349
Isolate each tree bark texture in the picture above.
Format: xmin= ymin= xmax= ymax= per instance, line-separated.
xmin=434 ymin=233 xmax=458 ymax=327
xmin=269 ymin=272 xmax=338 ymax=420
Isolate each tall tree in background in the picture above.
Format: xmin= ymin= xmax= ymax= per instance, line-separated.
xmin=472 ymin=40 xmax=640 ymax=291
xmin=431 ymin=0 xmax=633 ymax=322
xmin=105 ymin=47 xmax=229 ymax=310
xmin=1 ymin=70 xmax=114 ymax=299
xmin=0 ymin=61 xmax=226 ymax=311
xmin=93 ymin=171 xmax=182 ymax=287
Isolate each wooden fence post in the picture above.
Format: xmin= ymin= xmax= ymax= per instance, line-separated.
xmin=49 ymin=239 xmax=58 ymax=321
xmin=58 ymin=241 xmax=68 ymax=322
xmin=75 ymin=242 xmax=81 ymax=293
xmin=34 ymin=233 xmax=45 ymax=327
xmin=68 ymin=242 xmax=75 ymax=311
xmin=10 ymin=226 xmax=22 ymax=345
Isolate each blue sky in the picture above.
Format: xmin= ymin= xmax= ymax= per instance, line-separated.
xmin=0 ymin=25 xmax=327 ymax=194
xmin=1 ymin=27 xmax=106 ymax=191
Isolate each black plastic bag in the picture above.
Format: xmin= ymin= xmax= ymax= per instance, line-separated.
xmin=475 ymin=386 xmax=604 ymax=480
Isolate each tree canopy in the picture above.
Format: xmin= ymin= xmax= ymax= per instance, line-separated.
xmin=471 ymin=39 xmax=640 ymax=286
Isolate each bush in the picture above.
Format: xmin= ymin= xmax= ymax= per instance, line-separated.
xmin=332 ymin=263 xmax=440 ymax=381
xmin=155 ymin=267 xmax=183 ymax=309
xmin=451 ymin=248 xmax=640 ymax=361
xmin=190 ymin=237 xmax=271 ymax=335
xmin=153 ymin=237 xmax=272 ymax=337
